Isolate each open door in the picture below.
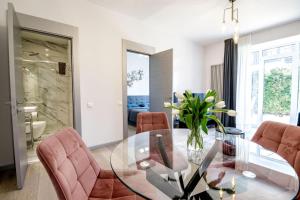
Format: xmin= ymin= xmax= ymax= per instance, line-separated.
xmin=7 ymin=3 xmax=28 ymax=189
xmin=149 ymin=49 xmax=173 ymax=127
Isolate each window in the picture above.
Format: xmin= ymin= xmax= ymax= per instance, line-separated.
xmin=249 ymin=35 xmax=300 ymax=126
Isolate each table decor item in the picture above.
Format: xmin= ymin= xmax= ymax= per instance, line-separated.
xmin=164 ymin=90 xmax=236 ymax=160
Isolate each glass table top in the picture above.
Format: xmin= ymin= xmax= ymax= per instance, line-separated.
xmin=110 ymin=129 xmax=299 ymax=200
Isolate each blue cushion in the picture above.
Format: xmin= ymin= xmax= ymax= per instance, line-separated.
xmin=193 ymin=93 xmax=205 ymax=101
xmin=173 ymin=92 xmax=205 ymax=103
xmin=127 ymin=95 xmax=149 ymax=109
xmin=128 ymin=103 xmax=138 ymax=108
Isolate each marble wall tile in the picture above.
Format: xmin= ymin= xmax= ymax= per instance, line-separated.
xmin=22 ymin=36 xmax=73 ymax=135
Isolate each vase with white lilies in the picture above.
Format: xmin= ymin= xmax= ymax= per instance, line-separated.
xmin=164 ymin=90 xmax=236 ymax=152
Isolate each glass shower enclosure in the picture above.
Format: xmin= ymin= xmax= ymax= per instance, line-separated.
xmin=21 ymin=30 xmax=74 ymax=162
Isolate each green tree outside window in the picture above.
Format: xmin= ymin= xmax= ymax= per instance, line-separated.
xmin=263 ymin=68 xmax=291 ymax=116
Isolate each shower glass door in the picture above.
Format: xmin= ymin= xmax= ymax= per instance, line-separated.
xmin=21 ymin=30 xmax=74 ymax=162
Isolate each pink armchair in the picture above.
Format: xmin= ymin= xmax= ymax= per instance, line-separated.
xmin=252 ymin=121 xmax=300 ymax=178
xmin=136 ymin=112 xmax=170 ymax=134
xmin=37 ymin=128 xmax=143 ymax=200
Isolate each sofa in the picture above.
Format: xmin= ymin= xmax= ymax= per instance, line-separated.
xmin=127 ymin=95 xmax=149 ymax=125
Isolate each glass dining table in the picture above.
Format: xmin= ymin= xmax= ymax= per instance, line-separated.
xmin=110 ymin=129 xmax=299 ymax=200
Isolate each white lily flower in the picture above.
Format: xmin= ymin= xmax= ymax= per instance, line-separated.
xmin=178 ymin=97 xmax=184 ymax=102
xmin=205 ymin=96 xmax=214 ymax=103
xmin=175 ymin=92 xmax=184 ymax=99
xmin=172 ymin=109 xmax=180 ymax=115
xmin=164 ymin=102 xmax=171 ymax=107
xmin=227 ymin=110 xmax=237 ymax=117
xmin=215 ymin=101 xmax=226 ymax=108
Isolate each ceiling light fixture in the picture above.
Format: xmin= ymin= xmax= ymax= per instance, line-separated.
xmin=222 ymin=0 xmax=239 ymax=44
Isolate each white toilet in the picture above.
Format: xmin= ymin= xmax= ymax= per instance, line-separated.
xmin=32 ymin=121 xmax=46 ymax=140
xmin=24 ymin=106 xmax=47 ymax=140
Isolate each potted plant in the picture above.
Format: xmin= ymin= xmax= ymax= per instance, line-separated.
xmin=164 ymin=90 xmax=236 ymax=153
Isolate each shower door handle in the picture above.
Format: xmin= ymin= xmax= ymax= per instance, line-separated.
xmin=16 ymin=99 xmax=25 ymax=114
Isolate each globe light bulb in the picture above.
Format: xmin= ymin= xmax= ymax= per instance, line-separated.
xmin=234 ymin=21 xmax=239 ymax=33
xmin=233 ymin=32 xmax=239 ymax=44
xmin=222 ymin=22 xmax=226 ymax=33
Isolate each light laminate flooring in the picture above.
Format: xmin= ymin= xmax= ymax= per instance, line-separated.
xmin=128 ymin=125 xmax=136 ymax=137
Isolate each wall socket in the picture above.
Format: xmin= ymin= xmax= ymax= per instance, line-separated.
xmin=87 ymin=102 xmax=94 ymax=108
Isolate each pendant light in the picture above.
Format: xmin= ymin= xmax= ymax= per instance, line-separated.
xmin=222 ymin=0 xmax=239 ymax=44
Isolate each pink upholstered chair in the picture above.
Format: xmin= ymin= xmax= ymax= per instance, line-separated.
xmin=252 ymin=121 xmax=300 ymax=178
xmin=136 ymin=112 xmax=170 ymax=134
xmin=37 ymin=128 xmax=143 ymax=200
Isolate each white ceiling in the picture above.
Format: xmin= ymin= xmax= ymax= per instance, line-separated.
xmin=90 ymin=0 xmax=300 ymax=45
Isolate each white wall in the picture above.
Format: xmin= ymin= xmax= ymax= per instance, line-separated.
xmin=1 ymin=0 xmax=204 ymax=147
xmin=173 ymin=42 xmax=204 ymax=93
xmin=251 ymin=20 xmax=300 ymax=45
xmin=202 ymin=42 xmax=224 ymax=91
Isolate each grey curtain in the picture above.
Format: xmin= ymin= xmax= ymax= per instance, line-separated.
xmin=211 ymin=64 xmax=224 ymax=99
xmin=221 ymin=39 xmax=238 ymax=127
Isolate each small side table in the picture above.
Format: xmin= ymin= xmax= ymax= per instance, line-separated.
xmin=224 ymin=127 xmax=245 ymax=139
xmin=215 ymin=127 xmax=245 ymax=139
xmin=219 ymin=127 xmax=245 ymax=157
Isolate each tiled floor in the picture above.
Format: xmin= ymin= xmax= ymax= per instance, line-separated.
xmin=26 ymin=141 xmax=40 ymax=163
xmin=27 ymin=133 xmax=56 ymax=163
xmin=0 ymin=144 xmax=116 ymax=200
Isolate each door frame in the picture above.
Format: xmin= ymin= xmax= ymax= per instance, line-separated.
xmin=251 ymin=37 xmax=300 ymax=125
xmin=7 ymin=3 xmax=27 ymax=189
xmin=122 ymin=39 xmax=155 ymax=139
xmin=16 ymin=12 xmax=82 ymax=134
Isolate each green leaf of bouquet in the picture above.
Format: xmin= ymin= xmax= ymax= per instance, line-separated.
xmin=207 ymin=115 xmax=225 ymax=133
xmin=185 ymin=114 xmax=193 ymax=129
xmin=210 ymin=109 xmax=229 ymax=113
xmin=201 ymin=117 xmax=208 ymax=134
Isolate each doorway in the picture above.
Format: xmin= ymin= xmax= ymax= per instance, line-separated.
xmin=7 ymin=3 xmax=80 ymax=189
xmin=122 ymin=39 xmax=173 ymax=138
xmin=127 ymin=51 xmax=150 ymax=136
xmin=21 ymin=30 xmax=74 ymax=163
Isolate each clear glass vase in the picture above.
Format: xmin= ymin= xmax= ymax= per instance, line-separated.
xmin=187 ymin=128 xmax=204 ymax=164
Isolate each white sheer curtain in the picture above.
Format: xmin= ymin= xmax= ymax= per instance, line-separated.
xmin=236 ymin=35 xmax=252 ymax=131
xmin=211 ymin=64 xmax=224 ymax=119
xmin=211 ymin=64 xmax=224 ymax=99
